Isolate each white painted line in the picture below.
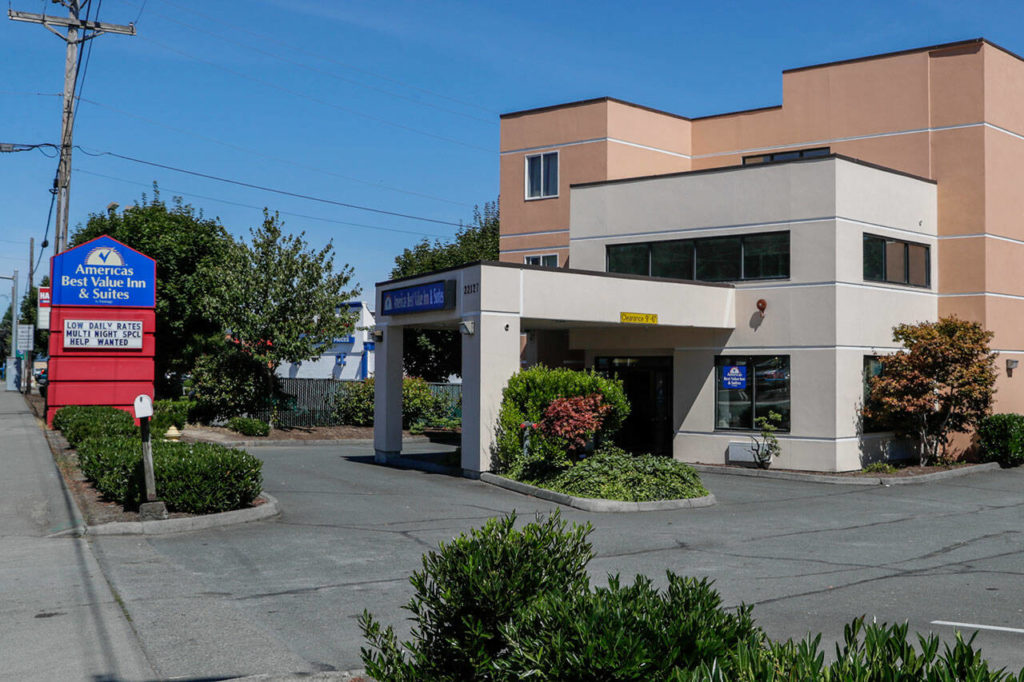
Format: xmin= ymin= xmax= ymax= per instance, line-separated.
xmin=931 ymin=620 xmax=1024 ymax=635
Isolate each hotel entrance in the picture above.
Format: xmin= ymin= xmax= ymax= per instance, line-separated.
xmin=594 ymin=356 xmax=673 ymax=456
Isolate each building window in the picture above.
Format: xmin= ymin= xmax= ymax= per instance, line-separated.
xmin=607 ymin=231 xmax=789 ymax=282
xmin=526 ymin=151 xmax=558 ymax=199
xmin=525 ymin=254 xmax=558 ymax=267
xmin=862 ymin=355 xmax=890 ymax=433
xmin=743 ymin=147 xmax=830 ymax=165
xmin=715 ymin=356 xmax=791 ymax=431
xmin=863 ymin=234 xmax=930 ymax=287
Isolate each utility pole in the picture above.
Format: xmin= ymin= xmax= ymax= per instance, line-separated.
xmin=24 ymin=238 xmax=34 ymax=396
xmin=8 ymin=2 xmax=135 ymax=256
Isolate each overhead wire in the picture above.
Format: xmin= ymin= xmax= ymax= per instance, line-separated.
xmin=75 ymin=145 xmax=468 ymax=228
xmin=136 ymin=34 xmax=492 ymax=153
xmin=74 ymin=167 xmax=450 ymax=238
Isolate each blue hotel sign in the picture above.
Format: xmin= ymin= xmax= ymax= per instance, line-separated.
xmin=722 ymin=365 xmax=747 ymax=390
xmin=381 ymin=280 xmax=456 ymax=315
xmin=51 ymin=235 xmax=156 ymax=307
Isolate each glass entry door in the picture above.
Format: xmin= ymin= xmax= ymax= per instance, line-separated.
xmin=594 ymin=356 xmax=673 ymax=456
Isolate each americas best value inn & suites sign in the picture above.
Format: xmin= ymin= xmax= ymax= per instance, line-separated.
xmin=52 ymin=235 xmax=156 ymax=307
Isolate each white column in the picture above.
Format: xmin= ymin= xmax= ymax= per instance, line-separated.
xmin=373 ymin=324 xmax=403 ymax=461
xmin=461 ymin=314 xmax=521 ymax=474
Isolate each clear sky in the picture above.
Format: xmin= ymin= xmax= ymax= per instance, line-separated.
xmin=2 ymin=0 xmax=1024 ymax=311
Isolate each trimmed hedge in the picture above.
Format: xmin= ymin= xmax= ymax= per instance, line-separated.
xmin=331 ymin=377 xmax=447 ymax=428
xmin=977 ymin=413 xmax=1024 ymax=467
xmin=53 ymin=405 xmax=137 ymax=448
xmin=152 ymin=399 xmax=195 ymax=436
xmin=77 ymin=437 xmax=263 ymax=514
xmin=493 ymin=366 xmax=629 ymax=478
xmin=226 ymin=416 xmax=271 ymax=437
xmin=533 ymin=447 xmax=709 ymax=502
xmin=362 ymin=513 xmax=1024 ymax=681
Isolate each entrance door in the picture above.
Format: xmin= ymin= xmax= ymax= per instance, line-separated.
xmin=594 ymin=356 xmax=673 ymax=456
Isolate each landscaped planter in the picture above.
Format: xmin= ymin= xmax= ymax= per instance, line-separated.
xmin=480 ymin=472 xmax=716 ymax=512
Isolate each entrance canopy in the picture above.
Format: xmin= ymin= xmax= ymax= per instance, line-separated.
xmin=373 ymin=262 xmax=735 ymax=473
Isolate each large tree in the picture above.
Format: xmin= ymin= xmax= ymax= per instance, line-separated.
xmin=390 ymin=201 xmax=499 ymax=381
xmin=197 ymin=211 xmax=360 ymax=418
xmin=71 ymin=188 xmax=233 ymax=396
xmin=863 ymin=316 xmax=997 ymax=465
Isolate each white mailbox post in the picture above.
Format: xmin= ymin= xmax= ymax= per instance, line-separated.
xmin=134 ymin=394 xmax=166 ymax=520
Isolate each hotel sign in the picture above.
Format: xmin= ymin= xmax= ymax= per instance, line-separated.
xmin=51 ymin=236 xmax=156 ymax=307
xmin=64 ymin=319 xmax=144 ymax=349
xmin=620 ymin=312 xmax=658 ymax=325
xmin=381 ymin=280 xmax=456 ymax=315
xmin=722 ymin=365 xmax=747 ymax=390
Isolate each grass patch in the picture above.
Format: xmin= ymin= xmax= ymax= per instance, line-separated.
xmin=524 ymin=447 xmax=708 ymax=502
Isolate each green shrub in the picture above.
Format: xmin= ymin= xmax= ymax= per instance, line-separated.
xmin=497 ymin=574 xmax=762 ymax=680
xmin=226 ymin=416 xmax=271 ymax=437
xmin=53 ymin=405 xmax=138 ymax=448
xmin=493 ymin=366 xmax=629 ymax=478
xmin=189 ymin=347 xmax=280 ymax=422
xmin=332 ymin=377 xmax=447 ymax=429
xmin=151 ymin=399 xmax=195 ymax=436
xmin=533 ymin=446 xmax=708 ymax=502
xmin=977 ymin=413 xmax=1024 ymax=467
xmin=360 ymin=512 xmax=594 ymax=681
xmin=76 ymin=437 xmax=263 ymax=514
xmin=862 ymin=461 xmax=897 ymax=474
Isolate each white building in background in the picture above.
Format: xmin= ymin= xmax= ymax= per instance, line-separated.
xmin=277 ymin=302 xmax=376 ymax=381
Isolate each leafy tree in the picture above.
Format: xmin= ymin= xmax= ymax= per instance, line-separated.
xmin=0 ymin=306 xmax=10 ymax=359
xmin=71 ymin=188 xmax=233 ymax=396
xmin=390 ymin=201 xmax=499 ymax=380
xmin=201 ymin=211 xmax=359 ymax=418
xmin=863 ymin=316 xmax=997 ymax=465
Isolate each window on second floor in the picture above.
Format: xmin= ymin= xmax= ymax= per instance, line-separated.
xmin=607 ymin=231 xmax=789 ymax=282
xmin=743 ymin=146 xmax=830 ymax=165
xmin=525 ymin=254 xmax=558 ymax=267
xmin=863 ymin=234 xmax=930 ymax=287
xmin=526 ymin=151 xmax=558 ymax=199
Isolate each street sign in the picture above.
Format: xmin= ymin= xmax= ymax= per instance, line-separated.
xmin=37 ymin=286 xmax=51 ymax=330
xmin=16 ymin=324 xmax=33 ymax=352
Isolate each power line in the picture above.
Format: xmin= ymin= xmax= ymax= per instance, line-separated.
xmin=143 ymin=0 xmax=497 ymax=116
xmin=75 ymin=96 xmax=473 ymax=208
xmin=136 ymin=35 xmax=492 ymax=154
xmin=75 ymin=146 xmax=469 ymax=228
xmin=74 ymin=167 xmax=450 ymax=238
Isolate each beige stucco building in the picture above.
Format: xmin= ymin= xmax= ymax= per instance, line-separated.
xmin=375 ymin=38 xmax=1022 ymax=473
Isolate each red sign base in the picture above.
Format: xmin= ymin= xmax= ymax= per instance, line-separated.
xmin=46 ymin=306 xmax=156 ymax=427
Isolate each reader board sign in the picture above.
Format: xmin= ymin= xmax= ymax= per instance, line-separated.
xmin=63 ymin=319 xmax=144 ymax=349
xmin=381 ymin=280 xmax=456 ymax=315
xmin=51 ymin=235 xmax=156 ymax=307
xmin=721 ymin=365 xmax=747 ymax=390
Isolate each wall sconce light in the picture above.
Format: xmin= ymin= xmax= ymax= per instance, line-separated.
xmin=372 ymin=329 xmax=383 ymax=342
xmin=459 ymin=320 xmax=475 ymax=335
xmin=756 ymin=299 xmax=767 ymax=319
xmin=1007 ymin=358 xmax=1019 ymax=376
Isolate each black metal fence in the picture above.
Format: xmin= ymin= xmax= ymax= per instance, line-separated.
xmin=251 ymin=378 xmax=462 ymax=428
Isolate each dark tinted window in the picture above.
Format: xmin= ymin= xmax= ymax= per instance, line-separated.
xmin=696 ymin=236 xmax=741 ymax=281
xmin=743 ymin=232 xmax=789 ymax=279
xmin=863 ymin=236 xmax=885 ymax=281
xmin=651 ymin=240 xmax=694 ymax=279
xmin=715 ymin=355 xmax=790 ymax=431
xmin=607 ymin=244 xmax=648 ymax=275
xmin=863 ymin=234 xmax=929 ymax=287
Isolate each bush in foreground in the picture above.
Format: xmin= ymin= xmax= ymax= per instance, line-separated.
xmin=362 ymin=513 xmax=1022 ymax=682
xmin=226 ymin=416 xmax=271 ymax=437
xmin=77 ymin=438 xmax=263 ymax=514
xmin=977 ymin=413 xmax=1024 ymax=467
xmin=53 ymin=405 xmax=137 ymax=448
xmin=533 ymin=446 xmax=708 ymax=502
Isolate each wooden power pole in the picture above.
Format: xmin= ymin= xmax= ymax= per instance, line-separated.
xmin=8 ymin=2 xmax=135 ymax=256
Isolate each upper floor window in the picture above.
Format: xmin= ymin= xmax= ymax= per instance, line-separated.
xmin=525 ymin=254 xmax=558 ymax=267
xmin=607 ymin=231 xmax=789 ymax=282
xmin=863 ymin=234 xmax=929 ymax=287
xmin=526 ymin=151 xmax=558 ymax=199
xmin=743 ymin=147 xmax=830 ymax=165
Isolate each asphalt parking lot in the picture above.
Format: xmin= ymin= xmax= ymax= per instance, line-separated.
xmin=91 ymin=442 xmax=1024 ymax=679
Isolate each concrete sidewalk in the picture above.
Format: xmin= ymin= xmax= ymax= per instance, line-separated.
xmin=0 ymin=390 xmax=154 ymax=681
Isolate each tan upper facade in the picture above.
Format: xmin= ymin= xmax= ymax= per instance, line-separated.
xmin=499 ymin=38 xmax=1024 ymax=412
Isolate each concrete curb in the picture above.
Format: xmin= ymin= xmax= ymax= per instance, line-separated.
xmin=479 ymin=473 xmax=717 ymax=512
xmin=690 ymin=461 xmax=1000 ymax=485
xmin=181 ymin=434 xmax=429 ymax=448
xmin=374 ymin=452 xmax=463 ymax=477
xmin=86 ymin=493 xmax=281 ymax=536
xmin=229 ymin=671 xmax=369 ymax=681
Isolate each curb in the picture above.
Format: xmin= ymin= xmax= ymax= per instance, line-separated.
xmin=86 ymin=493 xmax=281 ymax=536
xmin=690 ymin=461 xmax=1001 ymax=485
xmin=374 ymin=452 xmax=464 ymax=477
xmin=479 ymin=473 xmax=717 ymax=512
xmin=181 ymin=435 xmax=429 ymax=448
xmin=229 ymin=671 xmax=369 ymax=681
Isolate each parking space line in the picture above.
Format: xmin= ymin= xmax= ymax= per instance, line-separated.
xmin=931 ymin=620 xmax=1024 ymax=635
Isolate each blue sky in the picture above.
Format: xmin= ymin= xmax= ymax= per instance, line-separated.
xmin=3 ymin=0 xmax=1024 ymax=311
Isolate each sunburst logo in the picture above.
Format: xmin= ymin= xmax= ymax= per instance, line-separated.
xmin=85 ymin=246 xmax=123 ymax=266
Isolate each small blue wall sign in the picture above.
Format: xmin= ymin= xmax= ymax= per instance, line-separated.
xmin=381 ymin=280 xmax=456 ymax=315
xmin=51 ymin=235 xmax=156 ymax=307
xmin=722 ymin=365 xmax=747 ymax=390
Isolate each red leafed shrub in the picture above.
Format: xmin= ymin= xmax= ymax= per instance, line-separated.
xmin=539 ymin=394 xmax=612 ymax=456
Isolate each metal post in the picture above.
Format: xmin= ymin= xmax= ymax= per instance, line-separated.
xmin=140 ymin=415 xmax=156 ymax=502
xmin=24 ymin=239 xmax=33 ymax=395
